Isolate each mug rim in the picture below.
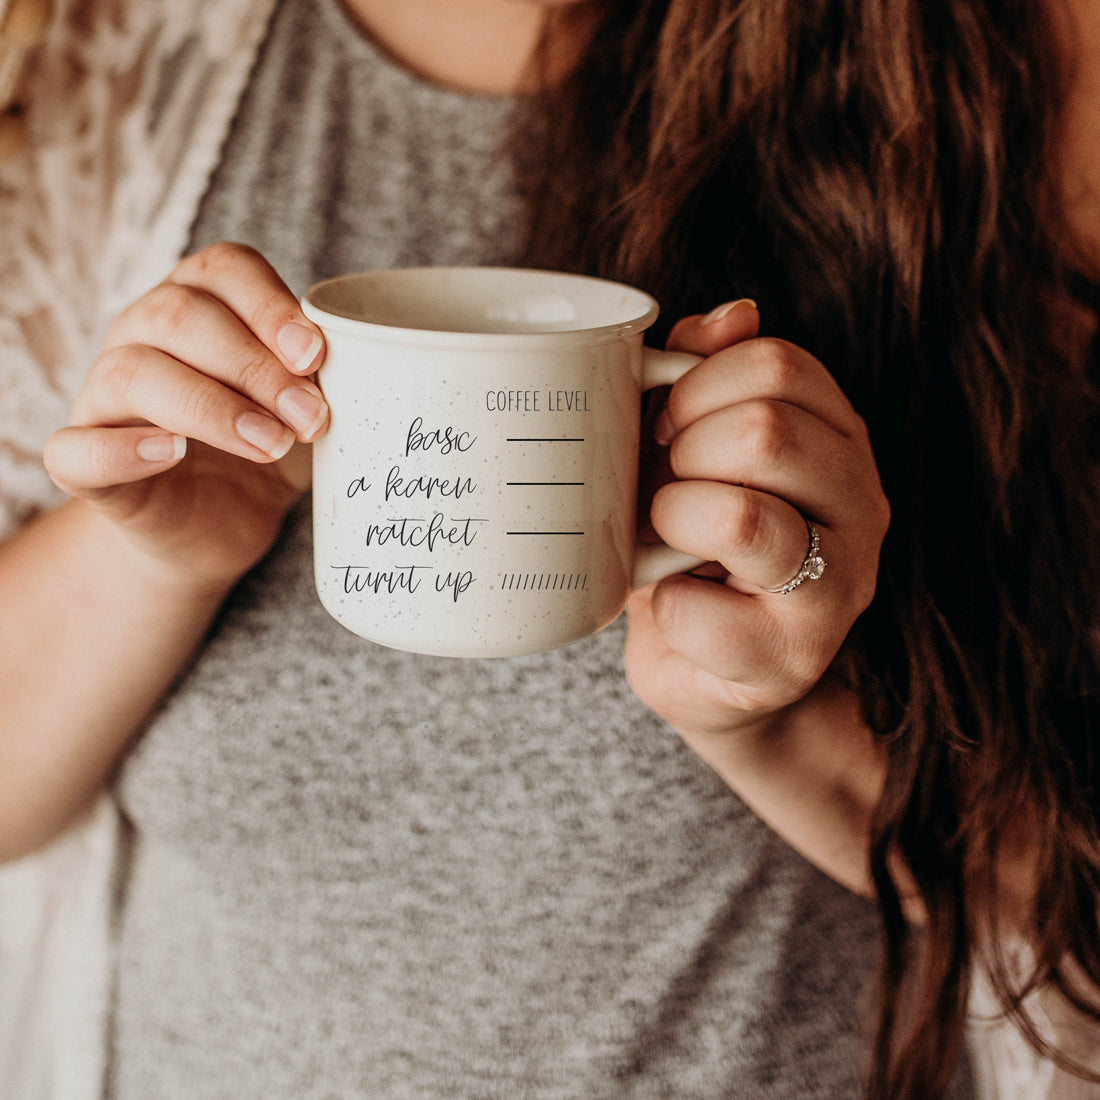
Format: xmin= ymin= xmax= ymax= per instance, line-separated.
xmin=301 ymin=266 xmax=661 ymax=348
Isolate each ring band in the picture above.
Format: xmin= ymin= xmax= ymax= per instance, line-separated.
xmin=766 ymin=520 xmax=826 ymax=595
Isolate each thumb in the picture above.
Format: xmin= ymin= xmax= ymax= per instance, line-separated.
xmin=665 ymin=298 xmax=760 ymax=356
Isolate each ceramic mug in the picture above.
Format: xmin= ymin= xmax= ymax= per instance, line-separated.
xmin=303 ymin=267 xmax=703 ymax=658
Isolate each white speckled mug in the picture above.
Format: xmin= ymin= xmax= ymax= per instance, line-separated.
xmin=303 ymin=267 xmax=701 ymax=658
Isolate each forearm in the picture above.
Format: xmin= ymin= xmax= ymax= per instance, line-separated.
xmin=0 ymin=498 xmax=232 ymax=861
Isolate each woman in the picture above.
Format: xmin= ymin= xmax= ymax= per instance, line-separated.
xmin=0 ymin=0 xmax=1095 ymax=1097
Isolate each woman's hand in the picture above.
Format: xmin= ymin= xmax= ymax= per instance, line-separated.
xmin=43 ymin=242 xmax=329 ymax=591
xmin=627 ymin=300 xmax=888 ymax=731
xmin=625 ymin=301 xmax=891 ymax=893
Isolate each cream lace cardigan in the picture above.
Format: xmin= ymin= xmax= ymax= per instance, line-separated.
xmin=0 ymin=0 xmax=275 ymax=540
xmin=0 ymin=0 xmax=1072 ymax=1095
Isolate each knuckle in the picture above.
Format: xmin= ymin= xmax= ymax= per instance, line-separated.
xmin=102 ymin=308 xmax=130 ymax=349
xmin=143 ymin=282 xmax=202 ymax=343
xmin=748 ymin=337 xmax=801 ymax=393
xmin=664 ymin=380 xmax=695 ymax=429
xmin=176 ymin=240 xmax=264 ymax=283
xmin=852 ymin=570 xmax=879 ymax=614
xmin=248 ymin=283 xmax=295 ymax=336
xmin=741 ymin=401 xmax=793 ymax=468
xmin=711 ymin=491 xmax=764 ymax=557
xmin=94 ymin=344 xmax=146 ymax=407
xmin=850 ymin=408 xmax=873 ymax=443
xmin=785 ymin=655 xmax=828 ymax=702
xmin=775 ymin=629 xmax=833 ymax=701
xmin=849 ymin=540 xmax=885 ymax=613
xmin=649 ymin=576 xmax=691 ymax=640
xmin=873 ymin=489 xmax=892 ymax=538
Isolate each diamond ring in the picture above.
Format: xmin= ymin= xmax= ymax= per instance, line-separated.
xmin=766 ymin=519 xmax=827 ymax=595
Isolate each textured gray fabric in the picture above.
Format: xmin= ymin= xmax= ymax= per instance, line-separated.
xmin=185 ymin=0 xmax=522 ymax=296
xmin=106 ymin=1 xmax=972 ymax=1097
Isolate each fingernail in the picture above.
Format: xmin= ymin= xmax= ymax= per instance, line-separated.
xmin=277 ymin=322 xmax=323 ymax=373
xmin=653 ymin=409 xmax=675 ymax=446
xmin=276 ymin=384 xmax=328 ymax=440
xmin=236 ymin=410 xmax=295 ymax=458
xmin=701 ymin=298 xmax=757 ymax=326
xmin=137 ymin=433 xmax=187 ymax=463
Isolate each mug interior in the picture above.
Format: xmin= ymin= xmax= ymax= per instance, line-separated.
xmin=303 ymin=267 xmax=659 ymax=340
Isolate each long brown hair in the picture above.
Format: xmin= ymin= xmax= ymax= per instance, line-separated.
xmin=516 ymin=1 xmax=1100 ymax=1095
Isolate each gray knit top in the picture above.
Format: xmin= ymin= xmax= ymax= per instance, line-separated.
xmin=106 ymin=1 xmax=973 ymax=1096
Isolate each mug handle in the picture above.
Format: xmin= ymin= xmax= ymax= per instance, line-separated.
xmin=633 ymin=348 xmax=709 ymax=589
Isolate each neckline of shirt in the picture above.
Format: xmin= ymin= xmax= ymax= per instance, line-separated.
xmin=319 ymin=0 xmax=523 ymax=108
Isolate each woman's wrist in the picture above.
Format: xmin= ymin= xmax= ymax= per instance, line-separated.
xmin=677 ymin=674 xmax=887 ymax=899
xmin=71 ymin=497 xmax=247 ymax=610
